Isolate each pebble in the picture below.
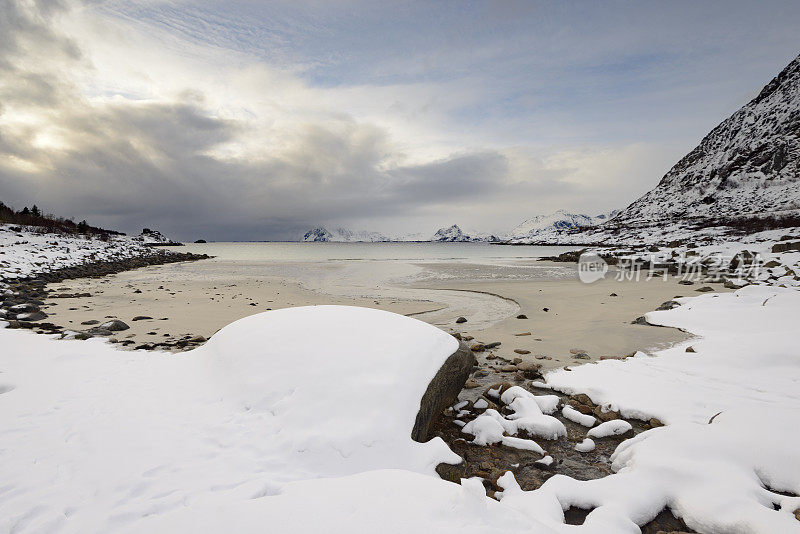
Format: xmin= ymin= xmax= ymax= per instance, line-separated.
xmin=515 ymin=332 xmax=531 ymax=336
xmin=514 ymin=349 xmax=531 ymax=354
xmin=456 ymin=317 xmax=467 ymax=324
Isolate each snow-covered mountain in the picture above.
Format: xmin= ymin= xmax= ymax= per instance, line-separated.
xmin=509 ymin=209 xmax=618 ymax=241
xmin=430 ymin=224 xmax=502 ymax=242
xmin=302 ymin=227 xmax=388 ymax=242
xmin=614 ymin=53 xmax=800 ymax=225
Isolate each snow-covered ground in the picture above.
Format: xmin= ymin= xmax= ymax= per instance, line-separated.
xmin=1 ymin=227 xmax=799 ymax=532
xmin=0 ymin=224 xmax=154 ymax=279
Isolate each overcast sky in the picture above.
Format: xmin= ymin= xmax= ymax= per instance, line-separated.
xmin=1 ymin=0 xmax=798 ymax=240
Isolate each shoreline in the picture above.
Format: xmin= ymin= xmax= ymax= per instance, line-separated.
xmin=7 ymin=249 xmax=705 ymax=369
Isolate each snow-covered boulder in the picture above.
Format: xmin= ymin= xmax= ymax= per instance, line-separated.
xmin=0 ymin=305 xmax=472 ymax=532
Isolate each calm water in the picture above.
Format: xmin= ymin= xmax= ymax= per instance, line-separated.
xmin=176 ymin=241 xmax=580 ymax=263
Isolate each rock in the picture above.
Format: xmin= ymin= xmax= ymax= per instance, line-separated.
xmin=656 ymin=300 xmax=681 ymax=311
xmin=11 ymin=303 xmax=40 ymax=313
xmin=516 ymin=314 xmax=528 ymax=319
xmin=99 ymin=319 xmax=130 ymax=332
xmin=194 ymin=239 xmax=207 ymax=243
xmin=484 ymin=342 xmax=501 ymax=349
xmin=190 ymin=335 xmax=207 ymax=343
xmin=473 ymin=369 xmax=489 ymax=378
xmin=678 ymin=279 xmax=694 ymax=285
xmin=649 ymin=418 xmax=664 ymax=428
xmin=695 ymin=286 xmax=714 ymax=292
xmin=411 ymin=342 xmax=474 ymax=442
xmin=483 ymin=382 xmax=513 ymax=399
xmin=81 ymin=320 xmax=100 ymax=325
xmin=132 ymin=316 xmax=153 ymax=321
xmin=87 ymin=327 xmax=114 ymax=336
xmin=516 ymin=361 xmax=542 ymax=379
xmin=455 ymin=316 xmax=467 ymax=324
xmin=573 ymin=353 xmax=590 ymax=360
xmin=542 ymin=308 xmax=549 ymax=312
xmin=685 ymin=346 xmax=696 ymax=353
xmin=514 ymin=349 xmax=531 ymax=355
xmin=463 ymin=378 xmax=481 ymax=389
xmin=470 ymin=343 xmax=486 ymax=352
xmin=569 ymin=348 xmax=588 ymax=355
xmin=794 ymin=507 xmax=800 ymax=522
xmin=499 ymin=364 xmax=517 ymax=372
xmin=17 ymin=311 xmax=47 ymax=322
xmin=631 ymin=316 xmax=650 ymax=325
xmin=593 ymin=405 xmax=620 ymax=422
xmin=515 ymin=332 xmax=531 ymax=336
xmin=772 ymin=241 xmax=800 ymax=253
xmin=609 ymin=293 xmax=618 ymax=297
xmin=435 ymin=460 xmax=466 ymax=483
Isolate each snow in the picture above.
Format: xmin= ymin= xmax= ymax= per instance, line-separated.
xmin=3 ymin=228 xmax=800 ymax=532
xmin=562 ymin=405 xmax=596 ymax=427
xmin=587 ymin=420 xmax=632 ymax=439
xmin=301 ymin=226 xmax=389 ymax=242
xmin=574 ymin=439 xmax=596 ymax=453
xmin=1 ymin=306 xmax=501 ymax=533
xmin=509 ymin=209 xmax=618 ymax=241
xmin=0 ymin=224 xmax=155 ymax=279
xmin=431 ymin=224 xmax=501 ymax=242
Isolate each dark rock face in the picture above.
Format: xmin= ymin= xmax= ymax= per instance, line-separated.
xmin=411 ymin=341 xmax=475 ymax=442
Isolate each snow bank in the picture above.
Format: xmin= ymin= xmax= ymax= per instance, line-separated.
xmin=515 ymin=284 xmax=800 ymax=532
xmin=3 ymin=306 xmax=527 ymax=533
xmin=0 ymin=224 xmax=152 ymax=279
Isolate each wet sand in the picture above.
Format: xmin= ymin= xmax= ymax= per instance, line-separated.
xmin=420 ymin=267 xmax=721 ymax=371
xmin=40 ymin=254 xmax=725 ymax=366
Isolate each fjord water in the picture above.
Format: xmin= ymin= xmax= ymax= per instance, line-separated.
xmin=177 ymin=241 xmax=579 ymax=263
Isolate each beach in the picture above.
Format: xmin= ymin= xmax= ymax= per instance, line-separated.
xmin=39 ymin=242 xmax=704 ymax=367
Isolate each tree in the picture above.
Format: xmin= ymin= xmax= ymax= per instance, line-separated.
xmin=20 ymin=207 xmax=30 ymax=215
xmin=31 ymin=205 xmax=41 ymax=217
xmin=77 ymin=220 xmax=89 ymax=233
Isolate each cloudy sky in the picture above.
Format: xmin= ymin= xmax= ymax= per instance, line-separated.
xmin=1 ymin=0 xmax=798 ymax=240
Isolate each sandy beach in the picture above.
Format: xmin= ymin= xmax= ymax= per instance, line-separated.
xmin=39 ymin=245 xmax=719 ymax=368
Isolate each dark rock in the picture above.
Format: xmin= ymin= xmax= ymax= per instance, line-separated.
xmin=678 ymin=279 xmax=694 ymax=285
xmin=470 ymin=343 xmax=486 ymax=352
xmin=99 ymin=319 xmax=129 ymax=331
xmin=656 ymin=300 xmax=681 ymax=311
xmin=484 ymin=342 xmax=501 ymax=349
xmin=435 ymin=460 xmax=466 ymax=483
xmin=194 ymin=239 xmax=207 ymax=243
xmin=455 ymin=316 xmax=467 ymax=324
xmin=542 ymin=308 xmax=549 ymax=312
xmin=514 ymin=349 xmax=531 ymax=355
xmin=411 ymin=342 xmax=474 ymax=442
xmin=80 ymin=320 xmax=100 ymax=325
xmin=17 ymin=311 xmax=47 ymax=321
xmin=516 ymin=314 xmax=528 ymax=319
xmin=132 ymin=316 xmax=153 ymax=321
xmin=695 ymin=286 xmax=714 ymax=292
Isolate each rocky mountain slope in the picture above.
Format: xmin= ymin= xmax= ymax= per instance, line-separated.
xmin=614 ymin=53 xmax=800 ymax=225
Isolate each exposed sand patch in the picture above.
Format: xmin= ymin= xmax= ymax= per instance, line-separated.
xmin=42 ymin=257 xmax=718 ymax=363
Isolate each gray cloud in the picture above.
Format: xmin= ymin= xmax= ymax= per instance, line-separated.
xmin=2 ymin=0 xmax=797 ymax=240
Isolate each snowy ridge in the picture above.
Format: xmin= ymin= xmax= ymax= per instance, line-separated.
xmin=302 ymin=227 xmax=389 ymax=242
xmin=509 ymin=210 xmax=618 ymax=241
xmin=0 ymin=224 xmax=154 ymax=279
xmin=431 ymin=224 xmax=502 ymax=242
xmin=614 ymin=53 xmax=800 ymax=225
